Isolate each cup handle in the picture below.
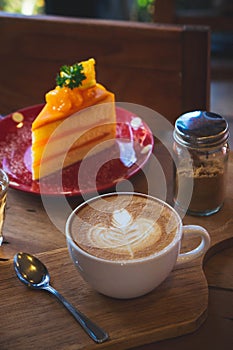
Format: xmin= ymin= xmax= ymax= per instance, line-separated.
xmin=175 ymin=225 xmax=211 ymax=267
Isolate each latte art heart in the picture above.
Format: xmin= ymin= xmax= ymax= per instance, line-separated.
xmin=87 ymin=209 xmax=162 ymax=259
xmin=72 ymin=194 xmax=178 ymax=261
xmin=111 ymin=208 xmax=133 ymax=228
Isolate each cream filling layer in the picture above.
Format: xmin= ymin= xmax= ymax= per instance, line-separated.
xmin=33 ymin=133 xmax=114 ymax=179
xmin=32 ymin=119 xmax=115 ymax=165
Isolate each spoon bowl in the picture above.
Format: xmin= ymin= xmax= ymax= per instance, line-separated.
xmin=14 ymin=252 xmax=109 ymax=344
xmin=14 ymin=252 xmax=50 ymax=288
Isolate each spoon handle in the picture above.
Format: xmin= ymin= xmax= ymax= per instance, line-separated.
xmin=44 ymin=285 xmax=109 ymax=343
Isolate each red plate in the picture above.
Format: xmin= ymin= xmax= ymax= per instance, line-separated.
xmin=0 ymin=104 xmax=153 ymax=196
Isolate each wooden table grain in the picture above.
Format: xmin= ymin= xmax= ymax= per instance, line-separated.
xmin=0 ymin=148 xmax=232 ymax=350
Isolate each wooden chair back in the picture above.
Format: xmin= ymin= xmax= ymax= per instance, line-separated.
xmin=0 ymin=12 xmax=210 ymax=124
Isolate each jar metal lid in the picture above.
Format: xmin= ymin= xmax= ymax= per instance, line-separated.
xmin=174 ymin=111 xmax=229 ymax=148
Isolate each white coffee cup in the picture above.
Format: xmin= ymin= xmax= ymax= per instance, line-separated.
xmin=66 ymin=192 xmax=210 ymax=299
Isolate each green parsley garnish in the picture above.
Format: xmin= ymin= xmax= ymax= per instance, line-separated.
xmin=56 ymin=63 xmax=86 ymax=89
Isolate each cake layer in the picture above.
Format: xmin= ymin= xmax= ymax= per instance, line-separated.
xmin=33 ymin=121 xmax=115 ymax=163
xmin=33 ymin=131 xmax=115 ymax=180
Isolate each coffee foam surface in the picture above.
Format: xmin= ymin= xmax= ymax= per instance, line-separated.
xmin=71 ymin=194 xmax=179 ymax=261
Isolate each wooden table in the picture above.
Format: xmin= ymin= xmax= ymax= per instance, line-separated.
xmin=0 ymin=147 xmax=233 ymax=350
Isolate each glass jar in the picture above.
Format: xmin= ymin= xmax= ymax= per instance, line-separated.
xmin=173 ymin=111 xmax=229 ymax=216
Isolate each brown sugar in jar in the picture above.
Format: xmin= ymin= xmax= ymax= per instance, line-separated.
xmin=173 ymin=111 xmax=229 ymax=216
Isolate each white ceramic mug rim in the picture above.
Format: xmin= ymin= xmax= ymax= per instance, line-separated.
xmin=66 ymin=192 xmax=183 ymax=264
